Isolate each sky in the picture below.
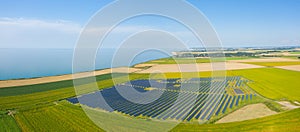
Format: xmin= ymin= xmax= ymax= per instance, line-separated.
xmin=0 ymin=0 xmax=300 ymax=48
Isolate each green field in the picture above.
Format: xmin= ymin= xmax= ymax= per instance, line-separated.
xmin=290 ymin=52 xmax=300 ymax=54
xmin=171 ymin=108 xmax=300 ymax=132
xmin=243 ymin=61 xmax=300 ymax=66
xmin=7 ymin=99 xmax=298 ymax=132
xmin=0 ymin=111 xmax=20 ymax=132
xmin=0 ymin=73 xmax=123 ymax=97
xmin=233 ymin=68 xmax=300 ymax=102
xmin=0 ymin=87 xmax=75 ymax=110
xmin=14 ymin=101 xmax=103 ymax=131
xmin=0 ymin=73 xmax=150 ymax=110
xmin=161 ymin=68 xmax=300 ymax=102
xmin=282 ymin=56 xmax=300 ymax=59
xmin=143 ymin=57 xmax=256 ymax=64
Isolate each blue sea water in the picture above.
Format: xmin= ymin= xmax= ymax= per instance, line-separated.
xmin=0 ymin=48 xmax=170 ymax=80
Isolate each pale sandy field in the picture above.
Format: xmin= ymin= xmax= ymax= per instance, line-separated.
xmin=275 ymin=65 xmax=300 ymax=72
xmin=229 ymin=57 xmax=299 ymax=63
xmin=0 ymin=67 xmax=141 ymax=88
xmin=216 ymin=103 xmax=277 ymax=124
xmin=282 ymin=52 xmax=300 ymax=56
xmin=137 ymin=62 xmax=264 ymax=73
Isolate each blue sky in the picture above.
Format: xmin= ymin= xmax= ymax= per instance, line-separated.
xmin=0 ymin=0 xmax=300 ymax=48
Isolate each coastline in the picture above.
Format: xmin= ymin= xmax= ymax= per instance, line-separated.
xmin=1 ymin=57 xmax=298 ymax=88
xmin=0 ymin=67 xmax=141 ymax=88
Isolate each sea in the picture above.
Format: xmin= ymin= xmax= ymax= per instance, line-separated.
xmin=0 ymin=48 xmax=171 ymax=80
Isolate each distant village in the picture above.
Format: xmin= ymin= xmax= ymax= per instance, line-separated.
xmin=172 ymin=46 xmax=300 ymax=59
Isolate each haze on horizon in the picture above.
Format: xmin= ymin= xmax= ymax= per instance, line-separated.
xmin=0 ymin=0 xmax=300 ymax=49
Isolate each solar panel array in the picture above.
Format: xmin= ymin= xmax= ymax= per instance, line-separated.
xmin=68 ymin=76 xmax=255 ymax=121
